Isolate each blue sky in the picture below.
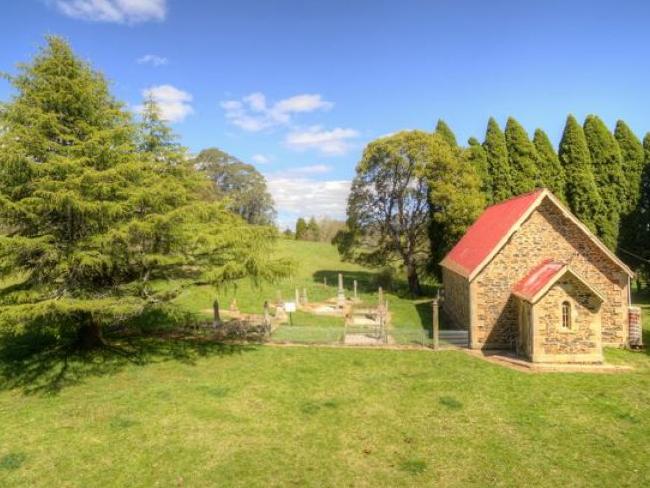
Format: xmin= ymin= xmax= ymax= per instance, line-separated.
xmin=1 ymin=0 xmax=650 ymax=228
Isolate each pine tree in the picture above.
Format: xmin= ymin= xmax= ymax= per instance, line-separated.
xmin=0 ymin=37 xmax=287 ymax=347
xmin=532 ymin=129 xmax=566 ymax=201
xmin=467 ymin=137 xmax=492 ymax=203
xmin=558 ymin=115 xmax=609 ymax=243
xmin=504 ymin=117 xmax=541 ymax=195
xmin=583 ymin=115 xmax=624 ymax=248
xmin=483 ymin=117 xmax=512 ymax=202
xmin=435 ymin=119 xmax=457 ymax=147
xmin=614 ymin=120 xmax=645 ymax=213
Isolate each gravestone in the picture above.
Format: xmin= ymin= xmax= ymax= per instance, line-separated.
xmin=353 ymin=280 xmax=358 ymax=300
xmin=302 ymin=287 xmax=308 ymax=304
xmin=295 ymin=288 xmax=301 ymax=307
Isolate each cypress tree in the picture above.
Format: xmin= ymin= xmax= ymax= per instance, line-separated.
xmin=558 ymin=115 xmax=609 ymax=244
xmin=435 ymin=119 xmax=458 ymax=147
xmin=614 ymin=120 xmax=645 ymax=213
xmin=467 ymin=137 xmax=492 ymax=203
xmin=634 ymin=134 xmax=650 ymax=278
xmin=0 ymin=37 xmax=287 ymax=347
xmin=532 ymin=129 xmax=566 ymax=201
xmin=483 ymin=117 xmax=512 ymax=202
xmin=504 ymin=117 xmax=541 ymax=195
xmin=583 ymin=115 xmax=624 ymax=248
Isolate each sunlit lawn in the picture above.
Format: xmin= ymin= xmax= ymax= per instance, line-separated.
xmin=1 ymin=336 xmax=650 ymax=487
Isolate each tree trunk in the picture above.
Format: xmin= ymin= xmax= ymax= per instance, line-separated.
xmin=406 ymin=263 xmax=422 ymax=297
xmin=77 ymin=320 xmax=105 ymax=349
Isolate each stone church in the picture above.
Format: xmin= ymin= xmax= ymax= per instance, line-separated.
xmin=440 ymin=188 xmax=638 ymax=363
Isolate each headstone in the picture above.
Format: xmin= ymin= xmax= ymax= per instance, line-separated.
xmin=275 ymin=305 xmax=287 ymax=322
xmin=337 ymin=273 xmax=345 ymax=307
xmin=295 ymin=288 xmax=301 ymax=307
xmin=302 ymin=287 xmax=308 ymax=304
xmin=212 ymin=298 xmax=221 ymax=328
xmin=263 ymin=301 xmax=271 ymax=327
xmin=353 ymin=280 xmax=358 ymax=299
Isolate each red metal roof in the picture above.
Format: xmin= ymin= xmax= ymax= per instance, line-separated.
xmin=441 ymin=189 xmax=545 ymax=277
xmin=511 ymin=259 xmax=565 ymax=302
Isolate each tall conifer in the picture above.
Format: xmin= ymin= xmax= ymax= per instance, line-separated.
xmin=467 ymin=137 xmax=492 ymax=203
xmin=435 ymin=119 xmax=458 ymax=147
xmin=532 ymin=129 xmax=566 ymax=201
xmin=583 ymin=115 xmax=624 ymax=248
xmin=0 ymin=37 xmax=287 ymax=347
xmin=504 ymin=117 xmax=541 ymax=195
xmin=614 ymin=120 xmax=645 ymax=213
xmin=558 ymin=115 xmax=609 ymax=243
xmin=483 ymin=118 xmax=512 ymax=202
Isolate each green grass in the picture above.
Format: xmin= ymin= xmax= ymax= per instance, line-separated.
xmin=1 ymin=335 xmax=650 ymax=487
xmin=172 ymin=239 xmax=438 ymax=330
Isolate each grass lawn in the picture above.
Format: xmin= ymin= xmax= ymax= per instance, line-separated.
xmin=1 ymin=337 xmax=650 ymax=487
xmin=171 ymin=239 xmax=438 ymax=330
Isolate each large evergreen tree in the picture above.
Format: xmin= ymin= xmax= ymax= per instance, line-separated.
xmin=558 ymin=115 xmax=608 ymax=243
xmin=483 ymin=118 xmax=512 ymax=202
xmin=0 ymin=37 xmax=286 ymax=347
xmin=435 ymin=119 xmax=458 ymax=147
xmin=614 ymin=120 xmax=645 ymax=214
xmin=583 ymin=115 xmax=624 ymax=248
xmin=532 ymin=128 xmax=566 ymax=201
xmin=504 ymin=117 xmax=541 ymax=195
xmin=467 ymin=137 xmax=492 ymax=203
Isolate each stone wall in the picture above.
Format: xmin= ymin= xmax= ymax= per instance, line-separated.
xmin=474 ymin=198 xmax=629 ymax=349
xmin=533 ymin=274 xmax=602 ymax=361
xmin=442 ymin=267 xmax=469 ymax=329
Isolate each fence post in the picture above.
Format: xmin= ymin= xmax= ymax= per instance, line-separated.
xmin=432 ymin=298 xmax=439 ymax=350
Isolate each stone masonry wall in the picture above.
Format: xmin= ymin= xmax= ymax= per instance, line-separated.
xmin=474 ymin=198 xmax=629 ymax=349
xmin=442 ymin=267 xmax=469 ymax=328
xmin=535 ymin=274 xmax=601 ymax=357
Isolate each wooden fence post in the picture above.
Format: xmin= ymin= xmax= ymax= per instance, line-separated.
xmin=432 ymin=298 xmax=439 ymax=350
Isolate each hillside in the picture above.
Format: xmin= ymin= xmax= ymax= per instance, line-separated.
xmin=173 ymin=238 xmax=437 ymax=330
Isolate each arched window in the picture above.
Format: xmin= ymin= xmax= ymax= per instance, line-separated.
xmin=561 ymin=301 xmax=571 ymax=329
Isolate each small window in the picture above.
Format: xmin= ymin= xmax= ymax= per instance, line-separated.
xmin=561 ymin=301 xmax=571 ymax=329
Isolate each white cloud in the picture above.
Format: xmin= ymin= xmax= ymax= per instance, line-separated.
xmin=251 ymin=154 xmax=270 ymax=164
xmin=220 ymin=92 xmax=333 ymax=132
xmin=266 ymin=177 xmax=351 ymax=225
xmin=54 ymin=0 xmax=167 ymax=23
xmin=138 ymin=84 xmax=193 ymax=123
xmin=285 ymin=126 xmax=359 ymax=155
xmin=137 ymin=54 xmax=168 ymax=66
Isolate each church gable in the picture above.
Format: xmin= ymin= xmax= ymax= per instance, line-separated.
xmin=474 ymin=196 xmax=630 ymax=347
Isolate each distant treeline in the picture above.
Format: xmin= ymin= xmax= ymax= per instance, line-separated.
xmin=284 ymin=217 xmax=346 ymax=243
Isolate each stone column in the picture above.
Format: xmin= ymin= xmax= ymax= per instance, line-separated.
xmin=302 ymin=287 xmax=308 ymax=305
xmin=337 ymin=273 xmax=345 ymax=307
xmin=295 ymin=288 xmax=301 ymax=308
xmin=353 ymin=280 xmax=358 ymax=300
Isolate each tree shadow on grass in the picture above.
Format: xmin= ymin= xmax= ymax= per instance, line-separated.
xmin=0 ymin=327 xmax=257 ymax=396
